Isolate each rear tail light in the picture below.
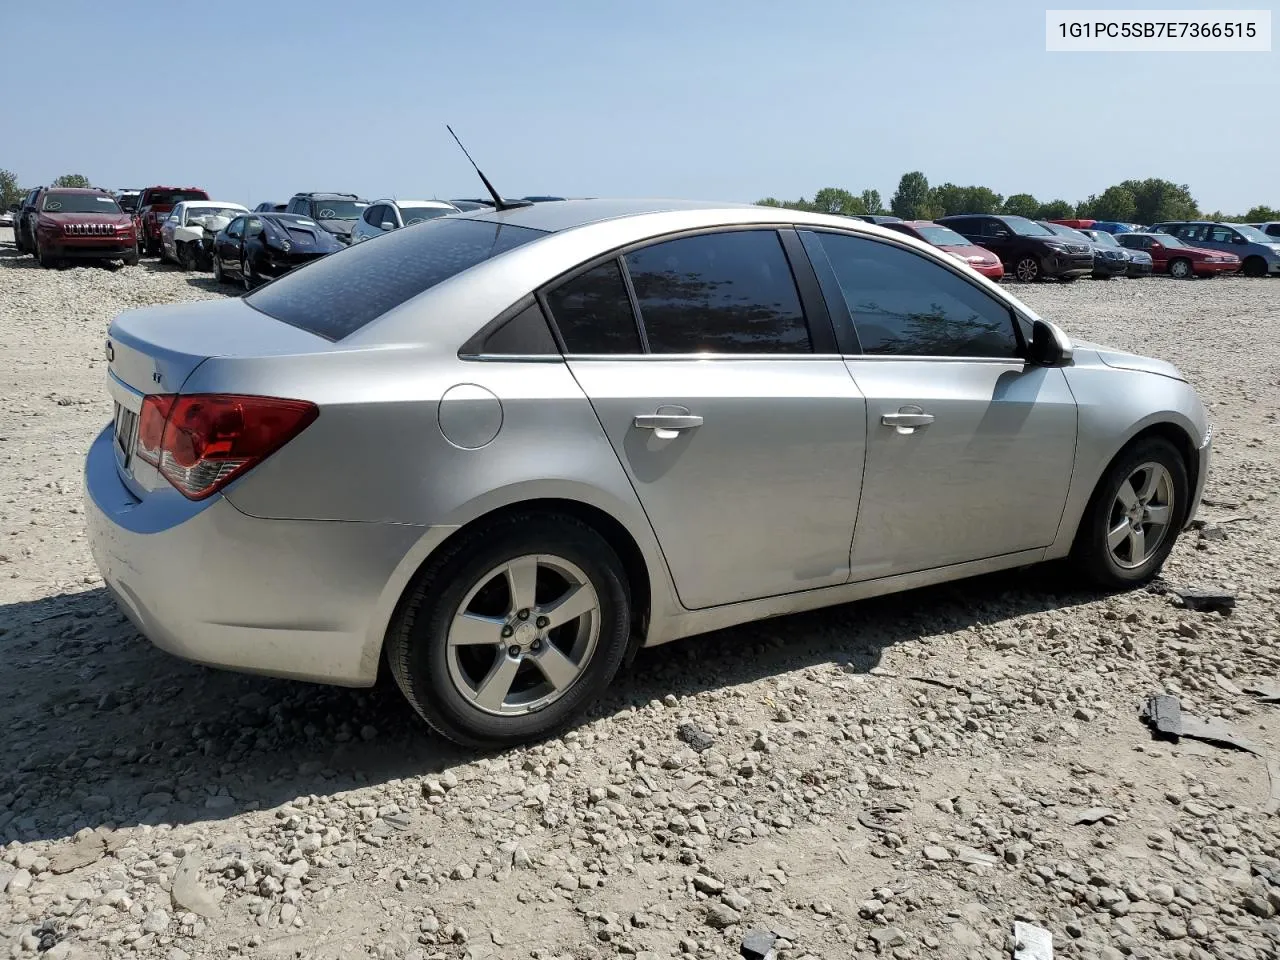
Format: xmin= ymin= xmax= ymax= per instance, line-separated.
xmin=135 ymin=394 xmax=318 ymax=500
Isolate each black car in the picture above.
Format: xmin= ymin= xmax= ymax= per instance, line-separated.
xmin=253 ymin=201 xmax=287 ymax=213
xmin=114 ymin=189 xmax=141 ymax=214
xmin=848 ymin=215 xmax=903 ymax=224
xmin=1040 ymin=221 xmax=1128 ymax=279
xmin=283 ymin=192 xmax=370 ymax=244
xmin=936 ymin=214 xmax=1094 ymax=282
xmin=13 ymin=186 xmax=44 ymax=254
xmin=211 ymin=212 xmax=345 ymax=290
xmin=1082 ymin=229 xmax=1152 ymax=278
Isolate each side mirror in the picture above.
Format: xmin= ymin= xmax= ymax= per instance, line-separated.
xmin=1029 ymin=318 xmax=1073 ymax=367
xmin=380 ymin=221 xmax=396 ymax=231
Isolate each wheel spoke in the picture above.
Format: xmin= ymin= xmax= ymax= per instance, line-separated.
xmin=533 ymin=644 xmax=580 ymax=692
xmin=1136 ymin=466 xmax=1164 ymax=502
xmin=1144 ymin=504 xmax=1171 ymax=526
xmin=474 ymin=654 xmax=521 ymax=711
xmin=449 ymin=612 xmax=505 ymax=647
xmin=1115 ymin=479 xmax=1139 ymax=510
xmin=1107 ymin=519 xmax=1131 ymax=550
xmin=540 ymin=583 xmax=597 ymax=629
xmin=504 ymin=556 xmax=540 ymax=614
xmin=1127 ymin=526 xmax=1146 ymax=561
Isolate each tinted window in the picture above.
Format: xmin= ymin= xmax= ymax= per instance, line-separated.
xmin=1267 ymin=224 xmax=1280 ymax=237
xmin=624 ymin=231 xmax=810 ymax=354
xmin=246 ymin=218 xmax=546 ymax=341
xmin=1209 ymin=226 xmax=1236 ymax=243
xmin=807 ymin=232 xmax=1019 ymax=358
xmin=362 ymin=205 xmax=382 ymax=225
xmin=545 ymin=260 xmax=641 ymax=354
xmin=226 ymin=217 xmax=244 ymax=239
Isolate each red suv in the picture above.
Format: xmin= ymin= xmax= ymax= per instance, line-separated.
xmin=135 ymin=185 xmax=209 ymax=256
xmin=28 ymin=187 xmax=139 ymax=268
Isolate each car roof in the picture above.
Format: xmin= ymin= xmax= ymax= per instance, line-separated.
xmin=457 ymin=197 xmax=760 ymax=233
xmin=183 ymin=200 xmax=247 ymax=208
xmin=294 ymin=192 xmax=362 ymax=199
xmin=378 ymin=199 xmax=456 ymax=208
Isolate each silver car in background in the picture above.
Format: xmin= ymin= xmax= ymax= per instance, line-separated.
xmin=86 ymin=199 xmax=1211 ymax=747
xmin=349 ymin=198 xmax=460 ymax=244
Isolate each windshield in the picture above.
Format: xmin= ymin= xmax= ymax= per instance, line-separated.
xmin=310 ymin=199 xmax=368 ymax=220
xmin=1083 ymin=230 xmax=1120 ymax=247
xmin=916 ymin=225 xmax=972 ymax=247
xmin=41 ymin=193 xmax=121 ymax=214
xmin=1005 ymin=216 xmax=1054 ymax=237
xmin=187 ymin=206 xmax=243 ymax=222
xmin=144 ymin=189 xmax=207 ymax=206
xmin=399 ymin=206 xmax=453 ymax=225
xmin=1229 ymin=224 xmax=1272 ymax=243
xmin=117 ymin=195 xmax=139 ymax=212
xmin=1150 ymin=233 xmax=1187 ymax=249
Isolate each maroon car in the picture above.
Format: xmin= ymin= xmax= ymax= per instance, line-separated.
xmin=882 ymin=220 xmax=1005 ymax=280
xmin=29 ymin=188 xmax=139 ymax=268
xmin=135 ymin=185 xmax=209 ymax=256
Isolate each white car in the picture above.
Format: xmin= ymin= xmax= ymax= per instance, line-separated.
xmin=349 ymin=199 xmax=458 ymax=244
xmin=0 ymin=208 xmax=14 ymax=227
xmin=161 ymin=201 xmax=249 ymax=270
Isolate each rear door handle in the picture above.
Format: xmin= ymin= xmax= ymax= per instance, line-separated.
xmin=634 ymin=413 xmax=703 ymax=440
xmin=881 ymin=411 xmax=934 ymax=434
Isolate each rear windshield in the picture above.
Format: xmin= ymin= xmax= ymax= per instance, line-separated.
xmin=245 ymin=218 xmax=546 ymax=340
xmin=144 ymin=189 xmax=207 ymax=206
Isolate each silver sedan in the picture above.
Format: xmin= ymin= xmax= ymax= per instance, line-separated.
xmin=86 ymin=199 xmax=1211 ymax=747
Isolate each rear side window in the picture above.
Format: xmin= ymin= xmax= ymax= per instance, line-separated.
xmin=804 ymin=231 xmax=1019 ymax=358
xmin=246 ymin=218 xmax=546 ymax=341
xmin=624 ymin=230 xmax=811 ymax=354
xmin=545 ymin=260 xmax=642 ymax=354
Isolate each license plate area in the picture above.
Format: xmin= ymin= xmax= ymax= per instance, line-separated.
xmin=113 ymin=402 xmax=138 ymax=466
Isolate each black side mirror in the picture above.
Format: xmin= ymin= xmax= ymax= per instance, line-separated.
xmin=1029 ymin=318 xmax=1072 ymax=367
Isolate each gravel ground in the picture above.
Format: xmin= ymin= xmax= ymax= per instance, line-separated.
xmin=1 ymin=226 xmax=1278 ymax=960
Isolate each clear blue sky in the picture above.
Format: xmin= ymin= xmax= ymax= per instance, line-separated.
xmin=7 ymin=0 xmax=1277 ymax=211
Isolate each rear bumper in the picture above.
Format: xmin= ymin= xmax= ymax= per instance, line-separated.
xmin=84 ymin=426 xmax=424 ymax=687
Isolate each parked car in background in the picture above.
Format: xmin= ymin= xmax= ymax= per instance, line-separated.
xmin=1048 ymin=219 xmax=1095 ymax=230
xmin=349 ymin=199 xmax=459 ymax=244
xmin=114 ymin=189 xmax=142 ymax=215
xmin=284 ymin=192 xmax=369 ymax=245
xmin=1040 ymin=221 xmax=1129 ymax=279
xmin=449 ymin=198 xmax=494 ymax=211
xmin=881 ymin=220 xmax=1004 ymax=279
xmin=28 ymin=188 xmax=138 ymax=268
xmin=848 ymin=215 xmax=903 ymax=224
xmin=1116 ymin=232 xmax=1240 ymax=278
xmin=0 ymin=207 xmax=13 ymax=227
xmin=1088 ymin=221 xmax=1143 ymax=235
xmin=86 ymin=199 xmax=1211 ymax=748
xmin=211 ymin=212 xmax=344 ymax=289
xmin=161 ymin=201 xmax=249 ymax=269
xmin=937 ymin=214 xmax=1093 ymax=281
xmin=520 ymin=195 xmax=567 ymax=202
xmin=136 ymin=186 xmax=210 ymax=256
xmin=1082 ymin=229 xmax=1152 ymax=277
xmin=253 ymin=202 xmax=287 ymax=213
xmin=1249 ymin=221 xmax=1280 ymax=238
xmin=13 ymin=187 xmax=44 ymax=253
xmin=1149 ymin=221 xmax=1280 ymax=277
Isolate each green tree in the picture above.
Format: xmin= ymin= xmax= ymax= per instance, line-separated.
xmin=1117 ymin=178 xmax=1197 ymax=223
xmin=962 ymin=186 xmax=1003 ymax=214
xmin=0 ymin=168 xmax=21 ymax=209
xmin=929 ymin=183 xmax=1002 ymax=217
xmin=860 ymin=189 xmax=884 ymax=215
xmin=52 ymin=173 xmax=92 ymax=188
xmin=1037 ymin=199 xmax=1075 ymax=220
xmin=890 ymin=171 xmax=933 ymax=220
xmin=1080 ymin=185 xmax=1138 ymax=222
xmin=810 ymin=186 xmax=867 ymax=216
xmin=1244 ymin=205 xmax=1280 ymax=222
xmin=1002 ymin=193 xmax=1041 ymax=218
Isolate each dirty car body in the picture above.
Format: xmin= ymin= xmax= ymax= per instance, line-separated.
xmin=86 ymin=199 xmax=1212 ymax=747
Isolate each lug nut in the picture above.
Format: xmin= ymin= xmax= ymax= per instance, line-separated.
xmin=531 ymin=639 xmax=542 ymax=651
xmin=517 ymin=609 xmax=530 ymax=621
xmin=507 ymin=645 xmax=520 ymax=658
xmin=501 ymin=625 xmax=513 ymax=638
xmin=536 ymin=616 xmax=549 ymax=629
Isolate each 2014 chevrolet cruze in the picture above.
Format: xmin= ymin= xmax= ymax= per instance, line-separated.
xmin=86 ymin=199 xmax=1211 ymax=747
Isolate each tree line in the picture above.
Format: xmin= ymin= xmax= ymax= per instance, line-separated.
xmin=758 ymin=172 xmax=1278 ymax=225
xmin=1 ymin=171 xmax=92 ymax=209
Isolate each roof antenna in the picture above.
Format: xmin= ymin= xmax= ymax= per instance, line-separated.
xmin=447 ymin=124 xmax=532 ymax=211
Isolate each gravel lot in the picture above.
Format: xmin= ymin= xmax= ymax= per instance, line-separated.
xmin=1 ymin=226 xmax=1278 ymax=960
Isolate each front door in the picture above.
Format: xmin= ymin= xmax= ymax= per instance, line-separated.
xmin=545 ymin=229 xmax=867 ymax=610
xmin=799 ymin=229 xmax=1078 ymax=580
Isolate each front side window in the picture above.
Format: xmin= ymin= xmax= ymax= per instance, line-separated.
xmin=804 ymin=231 xmax=1020 ymax=359
xmin=545 ymin=260 xmax=641 ymax=354
xmin=226 ymin=218 xmax=244 ymax=239
xmin=1209 ymin=226 xmax=1236 ymax=243
xmin=623 ymin=230 xmax=811 ymax=354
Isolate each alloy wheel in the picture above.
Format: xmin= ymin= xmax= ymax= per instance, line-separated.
xmin=1015 ymin=257 xmax=1039 ymax=281
xmin=445 ymin=554 xmax=601 ymax=716
xmin=1170 ymin=259 xmax=1191 ymax=279
xmin=1106 ymin=462 xmax=1175 ymax=570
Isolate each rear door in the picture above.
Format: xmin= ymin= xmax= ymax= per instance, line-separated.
xmin=547 ymin=228 xmax=867 ymax=610
xmin=799 ymin=229 xmax=1077 ymax=580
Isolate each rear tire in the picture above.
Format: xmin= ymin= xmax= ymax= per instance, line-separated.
xmin=386 ymin=513 xmax=632 ymax=749
xmin=212 ymin=256 xmax=225 ymax=284
xmin=123 ymin=250 xmax=139 ymax=267
xmin=1014 ymin=256 xmax=1040 ymax=282
xmin=36 ymin=238 xmax=57 ymax=269
xmin=145 ymin=237 xmax=159 ymax=257
xmin=1070 ymin=437 xmax=1189 ymax=590
xmin=1242 ymin=256 xmax=1267 ymax=278
xmin=1169 ymin=257 xmax=1193 ymax=279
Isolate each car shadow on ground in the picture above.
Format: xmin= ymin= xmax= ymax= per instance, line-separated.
xmin=0 ymin=565 xmax=1101 ymax=847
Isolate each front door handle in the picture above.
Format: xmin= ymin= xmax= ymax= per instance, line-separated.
xmin=881 ymin=410 xmax=935 ymax=435
xmin=634 ymin=413 xmax=703 ymax=440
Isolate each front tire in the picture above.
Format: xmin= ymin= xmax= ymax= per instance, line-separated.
xmin=1169 ymin=257 xmax=1193 ymax=280
xmin=386 ymin=514 xmax=632 ymax=748
xmin=1242 ymin=256 xmax=1267 ymax=278
xmin=1014 ymin=256 xmax=1041 ymax=282
xmin=212 ymin=256 xmax=225 ymax=284
xmin=1070 ymin=437 xmax=1189 ymax=590
xmin=179 ymin=242 xmax=198 ymax=272
xmin=36 ymin=238 xmax=57 ymax=269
